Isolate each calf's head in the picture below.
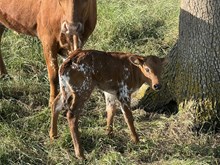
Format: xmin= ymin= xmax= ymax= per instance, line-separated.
xmin=129 ymin=55 xmax=168 ymax=91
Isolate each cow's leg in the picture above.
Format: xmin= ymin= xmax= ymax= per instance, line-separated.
xmin=41 ymin=39 xmax=59 ymax=107
xmin=0 ymin=24 xmax=7 ymax=77
xmin=103 ymin=92 xmax=117 ymax=136
xmin=118 ymin=96 xmax=139 ymax=143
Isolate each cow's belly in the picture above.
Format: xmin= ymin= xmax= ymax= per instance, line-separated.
xmin=0 ymin=16 xmax=37 ymax=36
xmin=0 ymin=1 xmax=39 ymax=36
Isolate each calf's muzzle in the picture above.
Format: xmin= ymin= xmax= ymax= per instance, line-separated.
xmin=153 ymin=84 xmax=162 ymax=91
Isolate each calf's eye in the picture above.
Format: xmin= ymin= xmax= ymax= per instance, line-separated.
xmin=145 ymin=68 xmax=150 ymax=72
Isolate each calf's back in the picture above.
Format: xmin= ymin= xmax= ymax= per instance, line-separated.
xmin=60 ymin=50 xmax=146 ymax=93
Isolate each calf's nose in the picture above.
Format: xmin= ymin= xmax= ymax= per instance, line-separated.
xmin=153 ymin=84 xmax=162 ymax=91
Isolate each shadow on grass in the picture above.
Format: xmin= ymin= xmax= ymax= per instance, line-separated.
xmin=107 ymin=18 xmax=169 ymax=55
xmin=0 ymin=78 xmax=49 ymax=122
xmin=82 ymin=132 xmax=129 ymax=155
xmin=0 ymin=109 xmax=53 ymax=164
xmin=111 ymin=19 xmax=165 ymax=45
xmin=58 ymin=126 xmax=129 ymax=158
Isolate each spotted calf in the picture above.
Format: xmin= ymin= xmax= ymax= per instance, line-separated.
xmin=50 ymin=49 xmax=167 ymax=159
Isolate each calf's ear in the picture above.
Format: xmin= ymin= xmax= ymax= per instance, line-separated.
xmin=129 ymin=56 xmax=142 ymax=67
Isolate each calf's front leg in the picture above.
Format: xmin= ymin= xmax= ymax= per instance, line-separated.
xmin=120 ymin=101 xmax=139 ymax=143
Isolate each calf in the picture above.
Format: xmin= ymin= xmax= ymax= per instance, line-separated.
xmin=50 ymin=49 xmax=167 ymax=159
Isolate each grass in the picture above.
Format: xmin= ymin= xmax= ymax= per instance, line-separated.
xmin=0 ymin=0 xmax=220 ymax=164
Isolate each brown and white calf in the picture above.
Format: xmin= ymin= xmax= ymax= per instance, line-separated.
xmin=50 ymin=49 xmax=167 ymax=159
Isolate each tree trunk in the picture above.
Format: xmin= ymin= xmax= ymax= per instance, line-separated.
xmin=138 ymin=0 xmax=220 ymax=130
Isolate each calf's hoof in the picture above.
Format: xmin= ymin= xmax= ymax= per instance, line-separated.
xmin=49 ymin=130 xmax=59 ymax=140
xmin=131 ymin=136 xmax=139 ymax=144
xmin=106 ymin=129 xmax=114 ymax=137
xmin=76 ymin=153 xmax=86 ymax=160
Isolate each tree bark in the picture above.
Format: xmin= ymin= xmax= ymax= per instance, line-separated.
xmin=138 ymin=0 xmax=220 ymax=130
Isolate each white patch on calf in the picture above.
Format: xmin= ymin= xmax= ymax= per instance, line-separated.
xmin=56 ymin=70 xmax=72 ymax=112
xmin=120 ymin=105 xmax=125 ymax=114
xmin=124 ymin=67 xmax=130 ymax=80
xmin=71 ymin=62 xmax=78 ymax=69
xmin=105 ymin=79 xmax=113 ymax=83
xmin=73 ymin=76 xmax=92 ymax=95
xmin=77 ymin=64 xmax=91 ymax=74
xmin=104 ymin=91 xmax=117 ymax=107
xmin=118 ymin=81 xmax=130 ymax=104
xmin=54 ymin=97 xmax=64 ymax=112
xmin=81 ymin=77 xmax=91 ymax=90
xmin=74 ymin=64 xmax=93 ymax=94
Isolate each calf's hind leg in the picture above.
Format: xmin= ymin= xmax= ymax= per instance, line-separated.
xmin=104 ymin=92 xmax=117 ymax=135
xmin=67 ymin=91 xmax=93 ymax=160
xmin=67 ymin=108 xmax=84 ymax=159
xmin=50 ymin=92 xmax=62 ymax=140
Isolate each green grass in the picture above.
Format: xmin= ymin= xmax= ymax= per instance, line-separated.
xmin=0 ymin=0 xmax=220 ymax=164
xmin=86 ymin=0 xmax=179 ymax=55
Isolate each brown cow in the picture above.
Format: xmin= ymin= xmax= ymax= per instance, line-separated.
xmin=51 ymin=49 xmax=167 ymax=159
xmin=0 ymin=0 xmax=97 ymax=106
